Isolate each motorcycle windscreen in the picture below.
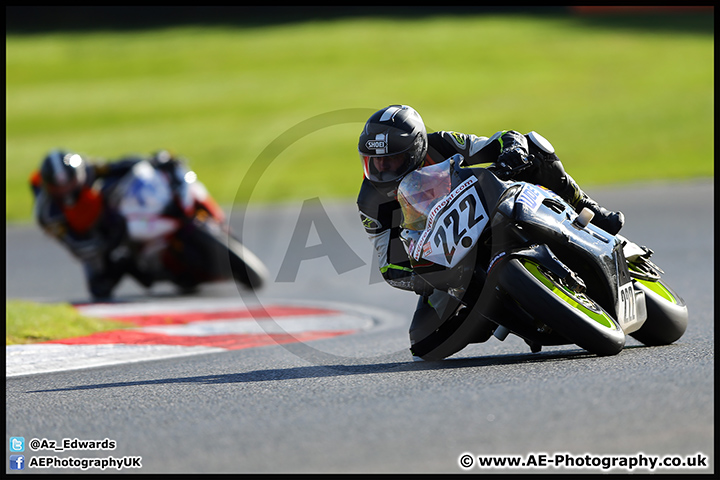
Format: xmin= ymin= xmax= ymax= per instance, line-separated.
xmin=118 ymin=161 xmax=180 ymax=241
xmin=399 ymin=160 xmax=489 ymax=268
xmin=397 ymin=160 xmax=452 ymax=231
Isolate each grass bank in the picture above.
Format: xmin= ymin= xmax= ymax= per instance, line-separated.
xmin=6 ymin=300 xmax=132 ymax=345
xmin=6 ymin=14 xmax=713 ymax=223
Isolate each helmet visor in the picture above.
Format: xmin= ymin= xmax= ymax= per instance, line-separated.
xmin=360 ymin=128 xmax=426 ymax=184
xmin=46 ymin=179 xmax=81 ymax=203
xmin=361 ymin=150 xmax=417 ymax=184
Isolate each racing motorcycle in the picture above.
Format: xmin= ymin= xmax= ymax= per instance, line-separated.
xmin=398 ymin=154 xmax=688 ymax=361
xmin=102 ymin=157 xmax=268 ymax=295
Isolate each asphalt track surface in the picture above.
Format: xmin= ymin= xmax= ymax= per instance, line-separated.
xmin=6 ymin=179 xmax=714 ymax=474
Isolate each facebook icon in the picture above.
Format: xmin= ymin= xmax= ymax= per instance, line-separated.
xmin=10 ymin=455 xmax=25 ymax=470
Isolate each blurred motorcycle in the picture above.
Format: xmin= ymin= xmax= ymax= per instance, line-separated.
xmin=102 ymin=157 xmax=268 ymax=295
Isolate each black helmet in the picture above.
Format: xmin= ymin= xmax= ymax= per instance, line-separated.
xmin=358 ymin=105 xmax=428 ymax=186
xmin=40 ymin=150 xmax=88 ymax=205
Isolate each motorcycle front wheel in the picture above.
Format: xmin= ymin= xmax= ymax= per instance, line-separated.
xmin=495 ymin=258 xmax=625 ymax=356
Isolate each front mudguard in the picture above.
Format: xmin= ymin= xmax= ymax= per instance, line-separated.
xmin=479 ymin=244 xmax=590 ymax=347
xmin=486 ymin=252 xmax=626 ymax=356
xmin=498 ymin=244 xmax=587 ymax=293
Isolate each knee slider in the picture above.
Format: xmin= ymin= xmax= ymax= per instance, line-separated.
xmin=527 ymin=131 xmax=555 ymax=155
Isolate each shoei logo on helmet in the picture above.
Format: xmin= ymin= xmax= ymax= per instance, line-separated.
xmin=365 ymin=140 xmax=386 ymax=150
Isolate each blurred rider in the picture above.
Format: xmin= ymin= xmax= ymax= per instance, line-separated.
xmin=356 ymin=104 xmax=625 ymax=359
xmin=29 ymin=149 xmax=180 ymax=299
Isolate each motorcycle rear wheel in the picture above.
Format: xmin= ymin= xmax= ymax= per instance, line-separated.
xmin=629 ymin=279 xmax=688 ymax=346
xmin=496 ymin=258 xmax=625 ymax=356
xmin=173 ymin=221 xmax=268 ymax=290
xmin=226 ymin=233 xmax=269 ymax=290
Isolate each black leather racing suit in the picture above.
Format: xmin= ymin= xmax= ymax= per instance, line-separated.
xmin=356 ymin=129 xmax=577 ymax=352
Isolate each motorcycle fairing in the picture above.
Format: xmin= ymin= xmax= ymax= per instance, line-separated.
xmin=114 ymin=161 xmax=180 ymax=242
xmin=505 ymin=183 xmax=647 ymax=334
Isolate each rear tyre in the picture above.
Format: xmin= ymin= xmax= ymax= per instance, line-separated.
xmin=496 ymin=258 xmax=625 ymax=356
xmin=226 ymin=233 xmax=269 ymax=290
xmin=171 ymin=221 xmax=268 ymax=290
xmin=630 ymin=279 xmax=688 ymax=346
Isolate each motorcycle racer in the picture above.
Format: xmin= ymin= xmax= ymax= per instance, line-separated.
xmin=356 ymin=104 xmax=625 ymax=358
xmin=29 ymin=149 xmax=182 ymax=299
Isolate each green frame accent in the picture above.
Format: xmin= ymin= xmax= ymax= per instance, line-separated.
xmin=627 ymin=264 xmax=677 ymax=304
xmin=635 ymin=277 xmax=677 ymax=304
xmin=521 ymin=260 xmax=616 ymax=329
xmin=380 ymin=264 xmax=413 ymax=274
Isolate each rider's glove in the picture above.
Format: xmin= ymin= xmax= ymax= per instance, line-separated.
xmin=412 ymin=273 xmax=435 ymax=297
xmin=496 ymin=148 xmax=531 ymax=178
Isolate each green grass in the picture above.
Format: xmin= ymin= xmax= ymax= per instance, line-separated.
xmin=6 ymin=14 xmax=714 ymax=224
xmin=6 ymin=299 xmax=133 ymax=345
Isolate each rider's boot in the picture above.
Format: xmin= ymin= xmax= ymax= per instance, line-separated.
xmin=559 ymin=174 xmax=625 ymax=235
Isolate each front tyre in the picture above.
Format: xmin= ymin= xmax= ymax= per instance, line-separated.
xmin=496 ymin=258 xmax=625 ymax=356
